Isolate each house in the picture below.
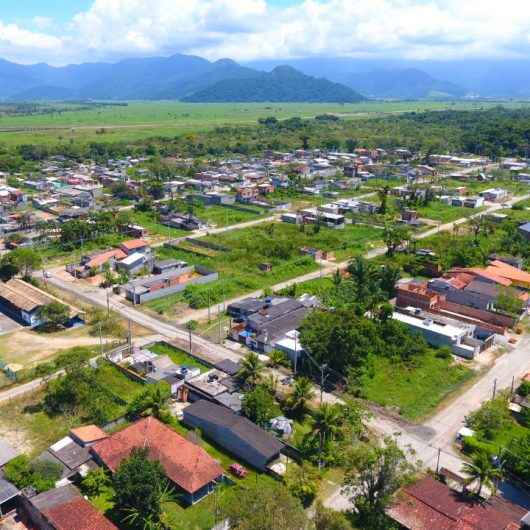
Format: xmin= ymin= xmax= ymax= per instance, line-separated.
xmin=71 ymin=248 xmax=127 ymax=277
xmin=119 ymin=239 xmax=150 ymax=255
xmin=518 ymin=222 xmax=530 ymax=242
xmin=479 ymin=188 xmax=509 ymax=202
xmin=183 ymin=400 xmax=283 ymax=471
xmin=22 ymin=484 xmax=118 ymax=530
xmin=91 ymin=417 xmax=224 ymax=505
xmin=123 ymin=265 xmax=218 ymax=304
xmin=229 ymin=296 xmax=312 ymax=353
xmin=0 ymin=279 xmax=83 ymax=328
xmin=162 ymin=213 xmax=206 ymax=231
xmin=386 ymin=475 xmax=527 ymax=530
xmin=69 ymin=425 xmax=108 ymax=447
xmin=392 ymin=310 xmax=481 ymax=359
xmin=0 ymin=477 xmax=19 ymax=517
xmin=115 ymin=252 xmax=149 ymax=275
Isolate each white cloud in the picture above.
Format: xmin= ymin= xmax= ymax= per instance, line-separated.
xmin=0 ymin=21 xmax=63 ymax=64
xmin=3 ymin=0 xmax=530 ymax=65
xmin=32 ymin=16 xmax=54 ymax=30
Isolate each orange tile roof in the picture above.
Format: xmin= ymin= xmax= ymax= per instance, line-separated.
xmin=487 ymin=260 xmax=530 ymax=284
xmin=450 ymin=267 xmax=512 ymax=287
xmin=44 ymin=496 xmax=118 ymax=530
xmin=70 ymin=425 xmax=108 ymax=444
xmin=91 ymin=417 xmax=223 ymax=494
xmin=120 ymin=239 xmax=148 ymax=251
xmin=86 ymin=249 xmax=126 ymax=268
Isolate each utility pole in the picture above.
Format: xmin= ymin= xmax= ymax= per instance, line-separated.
xmin=510 ymin=376 xmax=515 ymax=395
xmin=98 ymin=322 xmax=104 ymax=356
xmin=207 ymin=290 xmax=211 ymax=322
xmin=436 ymin=447 xmax=441 ymax=475
xmin=128 ymin=319 xmax=132 ymax=354
xmin=218 ymin=304 xmax=222 ymax=344
xmin=492 ymin=378 xmax=497 ymax=400
xmin=106 ymin=289 xmax=110 ymax=317
xmin=320 ymin=363 xmax=327 ymax=405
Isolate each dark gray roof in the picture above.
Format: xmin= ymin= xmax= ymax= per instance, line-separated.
xmin=184 ymin=400 xmax=283 ymax=460
xmin=30 ymin=484 xmax=79 ymax=512
xmin=215 ymin=392 xmax=242 ymax=413
xmin=227 ymin=298 xmax=264 ymax=314
xmin=253 ymin=306 xmax=309 ymax=343
xmin=519 ymin=222 xmax=530 ymax=233
xmin=50 ymin=440 xmax=91 ymax=471
xmin=215 ymin=359 xmax=241 ymax=376
xmin=0 ymin=477 xmax=19 ymax=504
xmin=36 ymin=451 xmax=72 ymax=479
xmin=0 ymin=440 xmax=20 ymax=467
xmin=464 ymin=279 xmax=499 ymax=298
xmin=445 ymin=288 xmax=492 ymax=311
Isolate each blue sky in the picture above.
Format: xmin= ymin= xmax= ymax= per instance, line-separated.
xmin=0 ymin=0 xmax=527 ymax=66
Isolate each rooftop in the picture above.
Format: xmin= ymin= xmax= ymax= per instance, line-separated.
xmin=91 ymin=417 xmax=223 ymax=494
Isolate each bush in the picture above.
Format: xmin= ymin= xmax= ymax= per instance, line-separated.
xmin=4 ymin=455 xmax=62 ymax=493
xmin=518 ymin=381 xmax=530 ymax=397
xmin=461 ymin=436 xmax=495 ymax=457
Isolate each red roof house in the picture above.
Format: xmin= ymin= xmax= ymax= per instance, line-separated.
xmin=91 ymin=417 xmax=224 ymax=504
xmin=24 ymin=484 xmax=117 ymax=530
xmin=387 ymin=476 xmax=526 ymax=530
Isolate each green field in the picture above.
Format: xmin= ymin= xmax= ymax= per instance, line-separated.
xmin=0 ymin=100 xmax=527 ymax=146
xmin=145 ymin=222 xmax=382 ymax=315
xmin=148 ymin=341 xmax=209 ymax=373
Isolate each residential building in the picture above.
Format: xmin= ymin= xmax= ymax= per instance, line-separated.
xmin=91 ymin=417 xmax=224 ymax=504
xmin=183 ymin=400 xmax=283 ymax=471
xmin=387 ymin=475 xmax=527 ymax=530
xmin=0 ymin=279 xmax=83 ymax=327
xmin=22 ymin=484 xmax=118 ymax=530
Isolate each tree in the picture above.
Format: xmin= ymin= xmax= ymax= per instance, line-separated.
xmin=379 ymin=264 xmax=401 ymax=298
xmin=237 ymin=352 xmax=264 ymax=388
xmin=505 ymin=432 xmax=530 ymax=482
xmin=342 ymin=437 xmax=415 ymax=524
xmin=242 ymin=385 xmax=278 ymax=426
xmin=127 ymin=384 xmax=171 ymax=422
xmin=37 ymin=301 xmax=70 ymax=331
xmin=8 ymin=247 xmax=42 ymax=278
xmin=378 ymin=186 xmax=390 ymax=214
xmin=287 ymin=377 xmax=315 ymax=418
xmin=383 ymin=222 xmax=411 ymax=257
xmin=268 ymin=349 xmax=290 ymax=368
xmin=81 ymin=468 xmax=112 ymax=497
xmin=4 ymin=454 xmax=62 ymax=493
xmin=314 ymin=501 xmax=352 ymax=530
xmin=466 ymin=393 xmax=511 ymax=441
xmin=220 ymin=479 xmax=308 ymax=530
xmin=113 ymin=447 xmax=169 ymax=526
xmin=285 ymin=463 xmax=320 ymax=507
xmin=311 ymin=403 xmax=344 ymax=467
xmin=0 ymin=254 xmax=19 ymax=281
xmin=496 ymin=287 xmax=524 ymax=316
xmin=461 ymin=450 xmax=503 ymax=497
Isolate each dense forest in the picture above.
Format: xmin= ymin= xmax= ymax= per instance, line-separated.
xmin=2 ymin=107 xmax=530 ymax=172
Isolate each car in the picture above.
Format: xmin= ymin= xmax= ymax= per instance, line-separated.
xmin=229 ymin=463 xmax=248 ymax=478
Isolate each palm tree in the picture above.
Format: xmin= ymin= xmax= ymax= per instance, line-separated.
xmin=311 ymin=403 xmax=343 ymax=467
xmin=288 ymin=377 xmax=315 ymax=417
xmin=461 ymin=451 xmax=503 ymax=497
xmin=268 ymin=349 xmax=289 ymax=368
xmin=237 ymin=352 xmax=264 ymax=388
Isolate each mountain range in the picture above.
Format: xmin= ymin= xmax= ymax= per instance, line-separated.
xmin=0 ymin=55 xmax=364 ymax=103
xmin=2 ymin=53 xmax=530 ymax=102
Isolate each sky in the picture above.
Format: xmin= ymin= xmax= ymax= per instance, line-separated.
xmin=1 ymin=0 xmax=530 ymax=66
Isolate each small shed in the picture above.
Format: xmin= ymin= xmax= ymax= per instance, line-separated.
xmin=0 ymin=478 xmax=19 ymax=516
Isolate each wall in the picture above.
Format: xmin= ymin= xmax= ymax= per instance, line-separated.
xmin=438 ymin=300 xmax=515 ymax=329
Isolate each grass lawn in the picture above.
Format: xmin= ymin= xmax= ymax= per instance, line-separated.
xmin=360 ymin=351 xmax=474 ymax=420
xmin=148 ymin=341 xmax=210 ymax=373
xmin=145 ymin=222 xmax=382 ymax=314
xmin=415 ymin=201 xmax=484 ymax=223
xmin=443 ymin=177 xmax=530 ymax=196
xmin=129 ymin=210 xmax=187 ymax=239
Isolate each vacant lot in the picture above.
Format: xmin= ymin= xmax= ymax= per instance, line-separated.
xmin=145 ymin=222 xmax=382 ymax=315
xmin=0 ymin=327 xmax=108 ymax=369
xmin=148 ymin=341 xmax=209 ymax=373
xmin=360 ymin=351 xmax=473 ymax=420
xmin=0 ymin=362 xmax=145 ymax=455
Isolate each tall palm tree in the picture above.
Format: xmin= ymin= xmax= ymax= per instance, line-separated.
xmin=311 ymin=403 xmax=343 ymax=467
xmin=288 ymin=377 xmax=315 ymax=417
xmin=237 ymin=352 xmax=264 ymax=388
xmin=461 ymin=451 xmax=503 ymax=497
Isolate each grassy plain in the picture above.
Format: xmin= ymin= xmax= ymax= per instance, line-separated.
xmin=0 ymin=100 xmax=527 ymax=146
